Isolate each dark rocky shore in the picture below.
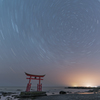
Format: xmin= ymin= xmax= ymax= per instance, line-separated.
xmin=1 ymin=92 xmax=100 ymax=100
xmin=35 ymin=94 xmax=100 ymax=100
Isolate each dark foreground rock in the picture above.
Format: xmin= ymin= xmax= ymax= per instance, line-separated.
xmin=59 ymin=91 xmax=66 ymax=94
xmin=1 ymin=92 xmax=16 ymax=96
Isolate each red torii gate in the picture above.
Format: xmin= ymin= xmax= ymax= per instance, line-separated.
xmin=25 ymin=72 xmax=45 ymax=92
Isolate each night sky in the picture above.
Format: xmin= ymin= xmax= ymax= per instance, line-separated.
xmin=0 ymin=0 xmax=100 ymax=87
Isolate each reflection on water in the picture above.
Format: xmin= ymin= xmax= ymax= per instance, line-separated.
xmin=78 ymin=92 xmax=94 ymax=94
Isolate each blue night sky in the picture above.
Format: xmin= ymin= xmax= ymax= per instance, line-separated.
xmin=0 ymin=0 xmax=100 ymax=86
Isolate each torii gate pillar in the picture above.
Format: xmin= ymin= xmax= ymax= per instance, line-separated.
xmin=25 ymin=72 xmax=45 ymax=92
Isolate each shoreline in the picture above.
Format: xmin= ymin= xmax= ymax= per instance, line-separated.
xmin=0 ymin=91 xmax=99 ymax=100
xmin=0 ymin=86 xmax=99 ymax=100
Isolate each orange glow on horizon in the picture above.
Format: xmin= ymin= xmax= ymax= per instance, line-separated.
xmin=62 ymin=72 xmax=99 ymax=87
xmin=86 ymin=85 xmax=92 ymax=87
xmin=54 ymin=64 xmax=100 ymax=87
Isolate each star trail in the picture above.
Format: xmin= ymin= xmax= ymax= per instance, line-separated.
xmin=0 ymin=0 xmax=100 ymax=86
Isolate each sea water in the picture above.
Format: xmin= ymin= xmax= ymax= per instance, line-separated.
xmin=0 ymin=86 xmax=94 ymax=100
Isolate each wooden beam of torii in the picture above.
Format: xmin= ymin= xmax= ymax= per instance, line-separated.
xmin=25 ymin=72 xmax=45 ymax=92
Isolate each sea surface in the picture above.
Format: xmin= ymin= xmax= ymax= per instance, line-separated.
xmin=0 ymin=86 xmax=94 ymax=100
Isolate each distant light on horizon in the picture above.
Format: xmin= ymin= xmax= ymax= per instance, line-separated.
xmin=70 ymin=84 xmax=98 ymax=87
